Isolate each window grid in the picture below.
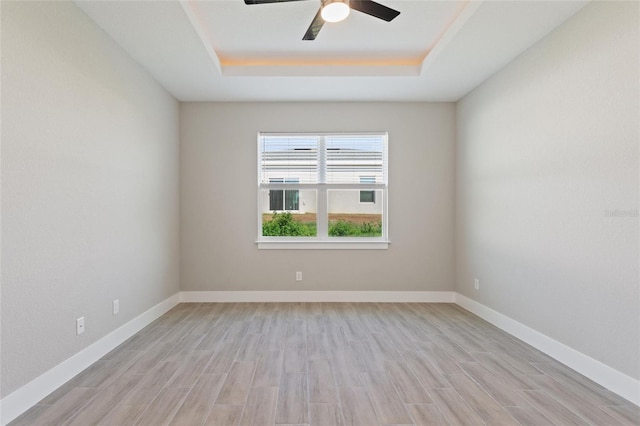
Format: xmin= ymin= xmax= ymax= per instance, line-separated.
xmin=258 ymin=133 xmax=388 ymax=247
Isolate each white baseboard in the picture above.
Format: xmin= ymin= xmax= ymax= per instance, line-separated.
xmin=0 ymin=293 xmax=181 ymax=426
xmin=180 ymin=290 xmax=456 ymax=303
xmin=454 ymin=293 xmax=640 ymax=407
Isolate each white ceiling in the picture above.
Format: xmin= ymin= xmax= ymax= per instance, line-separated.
xmin=75 ymin=0 xmax=588 ymax=102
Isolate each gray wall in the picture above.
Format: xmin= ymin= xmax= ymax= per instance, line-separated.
xmin=455 ymin=0 xmax=639 ymax=380
xmin=1 ymin=1 xmax=180 ymax=397
xmin=180 ymin=102 xmax=455 ymax=291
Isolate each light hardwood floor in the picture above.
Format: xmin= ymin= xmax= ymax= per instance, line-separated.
xmin=10 ymin=302 xmax=640 ymax=425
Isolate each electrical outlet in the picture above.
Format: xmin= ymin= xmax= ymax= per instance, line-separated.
xmin=296 ymin=271 xmax=302 ymax=281
xmin=76 ymin=317 xmax=85 ymax=335
xmin=113 ymin=299 xmax=120 ymax=315
xmin=474 ymin=278 xmax=480 ymax=290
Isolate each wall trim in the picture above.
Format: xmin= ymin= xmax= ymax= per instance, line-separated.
xmin=454 ymin=293 xmax=640 ymax=406
xmin=179 ymin=290 xmax=456 ymax=303
xmin=0 ymin=293 xmax=181 ymax=426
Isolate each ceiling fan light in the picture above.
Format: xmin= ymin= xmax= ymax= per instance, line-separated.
xmin=321 ymin=0 xmax=350 ymax=23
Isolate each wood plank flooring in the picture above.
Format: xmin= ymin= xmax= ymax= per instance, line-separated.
xmin=10 ymin=302 xmax=640 ymax=426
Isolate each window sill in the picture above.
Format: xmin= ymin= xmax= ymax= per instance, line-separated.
xmin=256 ymin=240 xmax=390 ymax=250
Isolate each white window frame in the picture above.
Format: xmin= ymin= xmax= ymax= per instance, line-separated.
xmin=257 ymin=132 xmax=389 ymax=250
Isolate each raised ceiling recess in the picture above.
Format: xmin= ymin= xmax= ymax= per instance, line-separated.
xmin=75 ymin=1 xmax=588 ymax=102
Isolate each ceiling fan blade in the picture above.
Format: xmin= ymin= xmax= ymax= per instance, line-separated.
xmin=244 ymin=0 xmax=309 ymax=4
xmin=349 ymin=0 xmax=400 ymax=21
xmin=302 ymin=8 xmax=324 ymax=40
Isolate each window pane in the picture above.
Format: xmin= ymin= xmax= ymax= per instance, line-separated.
xmin=269 ymin=189 xmax=283 ymax=210
xmin=261 ymin=189 xmax=317 ymax=237
xmin=360 ymin=190 xmax=375 ymax=203
xmin=284 ymin=190 xmax=299 ymax=210
xmin=260 ymin=136 xmax=318 ymax=184
xmin=328 ymin=190 xmax=383 ymax=237
xmin=325 ymin=136 xmax=386 ymax=184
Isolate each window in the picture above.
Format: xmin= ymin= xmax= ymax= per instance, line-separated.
xmin=258 ymin=133 xmax=388 ymax=249
xmin=269 ymin=178 xmax=299 ymax=211
xmin=359 ymin=176 xmax=376 ymax=203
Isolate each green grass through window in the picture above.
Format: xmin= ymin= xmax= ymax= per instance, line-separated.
xmin=262 ymin=212 xmax=382 ymax=237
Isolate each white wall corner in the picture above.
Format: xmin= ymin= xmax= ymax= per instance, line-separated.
xmin=180 ymin=290 xmax=456 ymax=303
xmin=454 ymin=293 xmax=640 ymax=406
xmin=0 ymin=293 xmax=181 ymax=426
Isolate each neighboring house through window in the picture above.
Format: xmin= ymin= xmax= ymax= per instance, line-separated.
xmin=258 ymin=133 xmax=389 ymax=249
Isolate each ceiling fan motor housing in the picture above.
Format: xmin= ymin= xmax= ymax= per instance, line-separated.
xmin=321 ymin=0 xmax=351 ymax=23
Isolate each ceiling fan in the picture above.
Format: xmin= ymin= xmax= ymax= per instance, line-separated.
xmin=244 ymin=0 xmax=401 ymax=41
